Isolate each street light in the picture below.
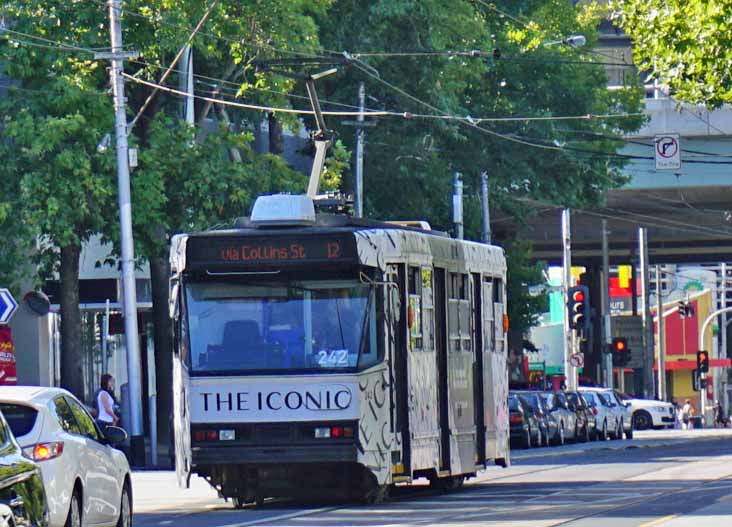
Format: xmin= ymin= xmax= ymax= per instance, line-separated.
xmin=543 ymin=34 xmax=587 ymax=48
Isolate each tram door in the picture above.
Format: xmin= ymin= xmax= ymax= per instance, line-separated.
xmin=388 ymin=264 xmax=411 ymax=474
xmin=472 ymin=273 xmax=486 ymax=465
xmin=434 ymin=268 xmax=450 ymax=471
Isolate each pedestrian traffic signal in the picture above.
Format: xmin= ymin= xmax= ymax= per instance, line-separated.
xmin=678 ymin=300 xmax=694 ymax=318
xmin=611 ymin=337 xmax=630 ymax=366
xmin=697 ymin=350 xmax=709 ymax=374
xmin=567 ymin=286 xmax=590 ymax=332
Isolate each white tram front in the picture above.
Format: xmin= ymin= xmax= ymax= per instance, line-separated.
xmin=170 ymin=194 xmax=509 ymax=505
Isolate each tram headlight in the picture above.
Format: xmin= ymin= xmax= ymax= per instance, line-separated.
xmin=314 ymin=427 xmax=331 ymax=438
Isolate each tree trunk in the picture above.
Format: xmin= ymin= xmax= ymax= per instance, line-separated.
xmin=59 ymin=243 xmax=85 ymax=399
xmin=149 ymin=250 xmax=173 ymax=450
xmin=268 ymin=112 xmax=284 ymax=155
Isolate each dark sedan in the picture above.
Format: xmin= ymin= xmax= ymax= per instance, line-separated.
xmin=0 ymin=409 xmax=48 ymax=526
xmin=514 ymin=391 xmax=558 ymax=446
xmin=509 ymin=393 xmax=542 ymax=448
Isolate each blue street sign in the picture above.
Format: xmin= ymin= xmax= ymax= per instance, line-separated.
xmin=0 ymin=289 xmax=18 ymax=324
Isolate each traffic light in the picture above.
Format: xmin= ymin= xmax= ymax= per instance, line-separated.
xmin=567 ymin=285 xmax=590 ymax=333
xmin=611 ymin=337 xmax=630 ymax=366
xmin=678 ymin=300 xmax=694 ymax=318
xmin=697 ymin=350 xmax=709 ymax=374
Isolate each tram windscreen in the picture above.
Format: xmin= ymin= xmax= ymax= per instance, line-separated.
xmin=185 ymin=280 xmax=379 ymax=373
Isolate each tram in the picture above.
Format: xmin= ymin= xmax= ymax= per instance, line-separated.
xmin=170 ymin=194 xmax=510 ymax=505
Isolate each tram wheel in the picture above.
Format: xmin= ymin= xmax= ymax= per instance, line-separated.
xmin=232 ymin=497 xmax=247 ymax=509
xmin=362 ymin=483 xmax=390 ymax=504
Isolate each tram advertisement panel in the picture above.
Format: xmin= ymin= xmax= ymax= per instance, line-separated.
xmin=189 ymin=376 xmax=360 ymax=423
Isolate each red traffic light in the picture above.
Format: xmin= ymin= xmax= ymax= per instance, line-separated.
xmin=612 ymin=338 xmax=627 ymax=352
xmin=572 ymin=290 xmax=585 ymax=303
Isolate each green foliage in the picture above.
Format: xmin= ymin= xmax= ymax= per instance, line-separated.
xmin=316 ymin=0 xmax=645 ymax=332
xmin=615 ymin=0 xmax=732 ymax=107
xmin=505 ymin=241 xmax=548 ymax=336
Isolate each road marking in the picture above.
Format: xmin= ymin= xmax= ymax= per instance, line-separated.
xmin=639 ymin=514 xmax=678 ymax=527
xmin=214 ymin=506 xmax=339 ymax=527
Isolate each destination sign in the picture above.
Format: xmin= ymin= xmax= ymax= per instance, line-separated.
xmin=186 ymin=234 xmax=357 ymax=269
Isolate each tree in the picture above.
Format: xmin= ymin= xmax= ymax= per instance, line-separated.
xmin=614 ymin=0 xmax=732 ymax=107
xmin=316 ymin=0 xmax=645 ymax=338
xmin=0 ymin=0 xmax=328 ymax=406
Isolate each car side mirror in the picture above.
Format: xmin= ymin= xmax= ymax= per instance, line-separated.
xmin=104 ymin=426 xmax=128 ymax=446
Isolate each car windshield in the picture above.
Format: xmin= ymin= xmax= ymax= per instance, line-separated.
xmin=185 ymin=280 xmax=378 ymax=373
xmin=518 ymin=393 xmax=541 ymax=411
xmin=567 ymin=393 xmax=585 ymax=408
xmin=582 ymin=393 xmax=599 ymax=407
xmin=597 ymin=393 xmax=614 ymax=406
xmin=508 ymin=396 xmax=520 ymax=411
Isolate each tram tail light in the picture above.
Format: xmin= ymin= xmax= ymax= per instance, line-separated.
xmin=314 ymin=425 xmax=354 ymax=439
xmin=509 ymin=414 xmax=523 ymax=425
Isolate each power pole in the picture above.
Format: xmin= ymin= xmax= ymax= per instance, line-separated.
xmin=601 ymin=220 xmax=613 ymax=388
xmin=354 ymin=82 xmax=365 ymax=217
xmin=639 ymin=227 xmax=654 ymax=398
xmin=562 ymin=209 xmax=577 ymax=390
xmin=480 ymin=171 xmax=491 ymax=244
xmin=656 ymin=265 xmax=667 ymax=401
xmin=453 ymin=172 xmax=464 ymax=239
xmin=342 ymin=82 xmax=374 ymax=217
xmin=100 ymin=0 xmax=145 ymax=465
xmin=179 ymin=45 xmax=194 ymax=124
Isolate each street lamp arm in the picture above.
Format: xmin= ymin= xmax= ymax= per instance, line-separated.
xmin=698 ymin=306 xmax=732 ymax=352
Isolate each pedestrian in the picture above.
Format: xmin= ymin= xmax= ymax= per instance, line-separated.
xmin=681 ymin=399 xmax=694 ymax=430
xmin=96 ymin=373 xmax=120 ymax=432
xmin=713 ymin=400 xmax=726 ymax=428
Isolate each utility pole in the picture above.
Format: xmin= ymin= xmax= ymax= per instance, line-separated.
xmin=342 ymin=82 xmax=375 ymax=217
xmin=562 ymin=209 xmax=577 ymax=390
xmin=639 ymin=227 xmax=654 ymax=398
xmin=480 ymin=171 xmax=491 ymax=244
xmin=656 ymin=265 xmax=667 ymax=401
xmin=354 ymin=82 xmax=365 ymax=217
xmin=100 ymin=0 xmax=145 ymax=465
xmin=601 ymin=220 xmax=613 ymax=388
xmin=179 ymin=45 xmax=194 ymax=124
xmin=721 ymin=263 xmax=729 ymax=418
xmin=453 ymin=172 xmax=464 ymax=239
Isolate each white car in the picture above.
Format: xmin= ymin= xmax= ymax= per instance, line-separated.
xmin=615 ymin=392 xmax=676 ymax=430
xmin=578 ymin=390 xmax=621 ymax=440
xmin=578 ymin=388 xmax=630 ymax=439
xmin=0 ymin=386 xmax=132 ymax=527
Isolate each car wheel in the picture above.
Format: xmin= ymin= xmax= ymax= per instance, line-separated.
xmin=65 ymin=490 xmax=82 ymax=527
xmin=626 ymin=423 xmax=634 ymax=440
xmin=633 ymin=410 xmax=652 ymax=431
xmin=557 ymin=424 xmax=565 ymax=446
xmin=525 ymin=428 xmax=532 ymax=449
xmin=116 ymin=484 xmax=132 ymax=527
xmin=233 ymin=497 xmax=246 ymax=509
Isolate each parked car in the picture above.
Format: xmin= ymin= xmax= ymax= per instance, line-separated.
xmin=0 ymin=386 xmax=131 ymax=527
xmin=615 ymin=392 xmax=676 ymax=430
xmin=509 ymin=393 xmax=543 ymax=448
xmin=514 ymin=391 xmax=558 ymax=446
xmin=566 ymin=391 xmax=596 ymax=442
xmin=580 ymin=388 xmax=628 ymax=439
xmin=0 ymin=407 xmax=48 ymax=527
xmin=579 ymin=389 xmax=620 ymax=440
xmin=540 ymin=392 xmax=578 ymax=443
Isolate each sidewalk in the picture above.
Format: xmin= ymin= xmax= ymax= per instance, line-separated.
xmin=511 ymin=428 xmax=732 ymax=461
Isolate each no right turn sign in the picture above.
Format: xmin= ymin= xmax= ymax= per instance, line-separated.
xmin=655 ymin=134 xmax=681 ymax=170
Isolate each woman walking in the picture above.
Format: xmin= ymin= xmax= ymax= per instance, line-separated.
xmin=96 ymin=373 xmax=120 ymax=431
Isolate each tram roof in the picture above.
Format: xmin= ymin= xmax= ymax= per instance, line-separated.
xmin=173 ymin=214 xmax=505 ymax=275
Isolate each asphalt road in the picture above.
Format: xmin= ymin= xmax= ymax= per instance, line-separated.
xmin=132 ymin=429 xmax=732 ymax=527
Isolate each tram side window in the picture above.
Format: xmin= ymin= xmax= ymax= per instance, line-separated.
xmin=482 ymin=278 xmax=495 ymax=353
xmin=448 ymin=273 xmax=472 ymax=352
xmin=493 ymin=278 xmax=506 ymax=354
xmin=408 ymin=267 xmax=423 ymax=350
xmin=421 ymin=268 xmax=434 ymax=352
